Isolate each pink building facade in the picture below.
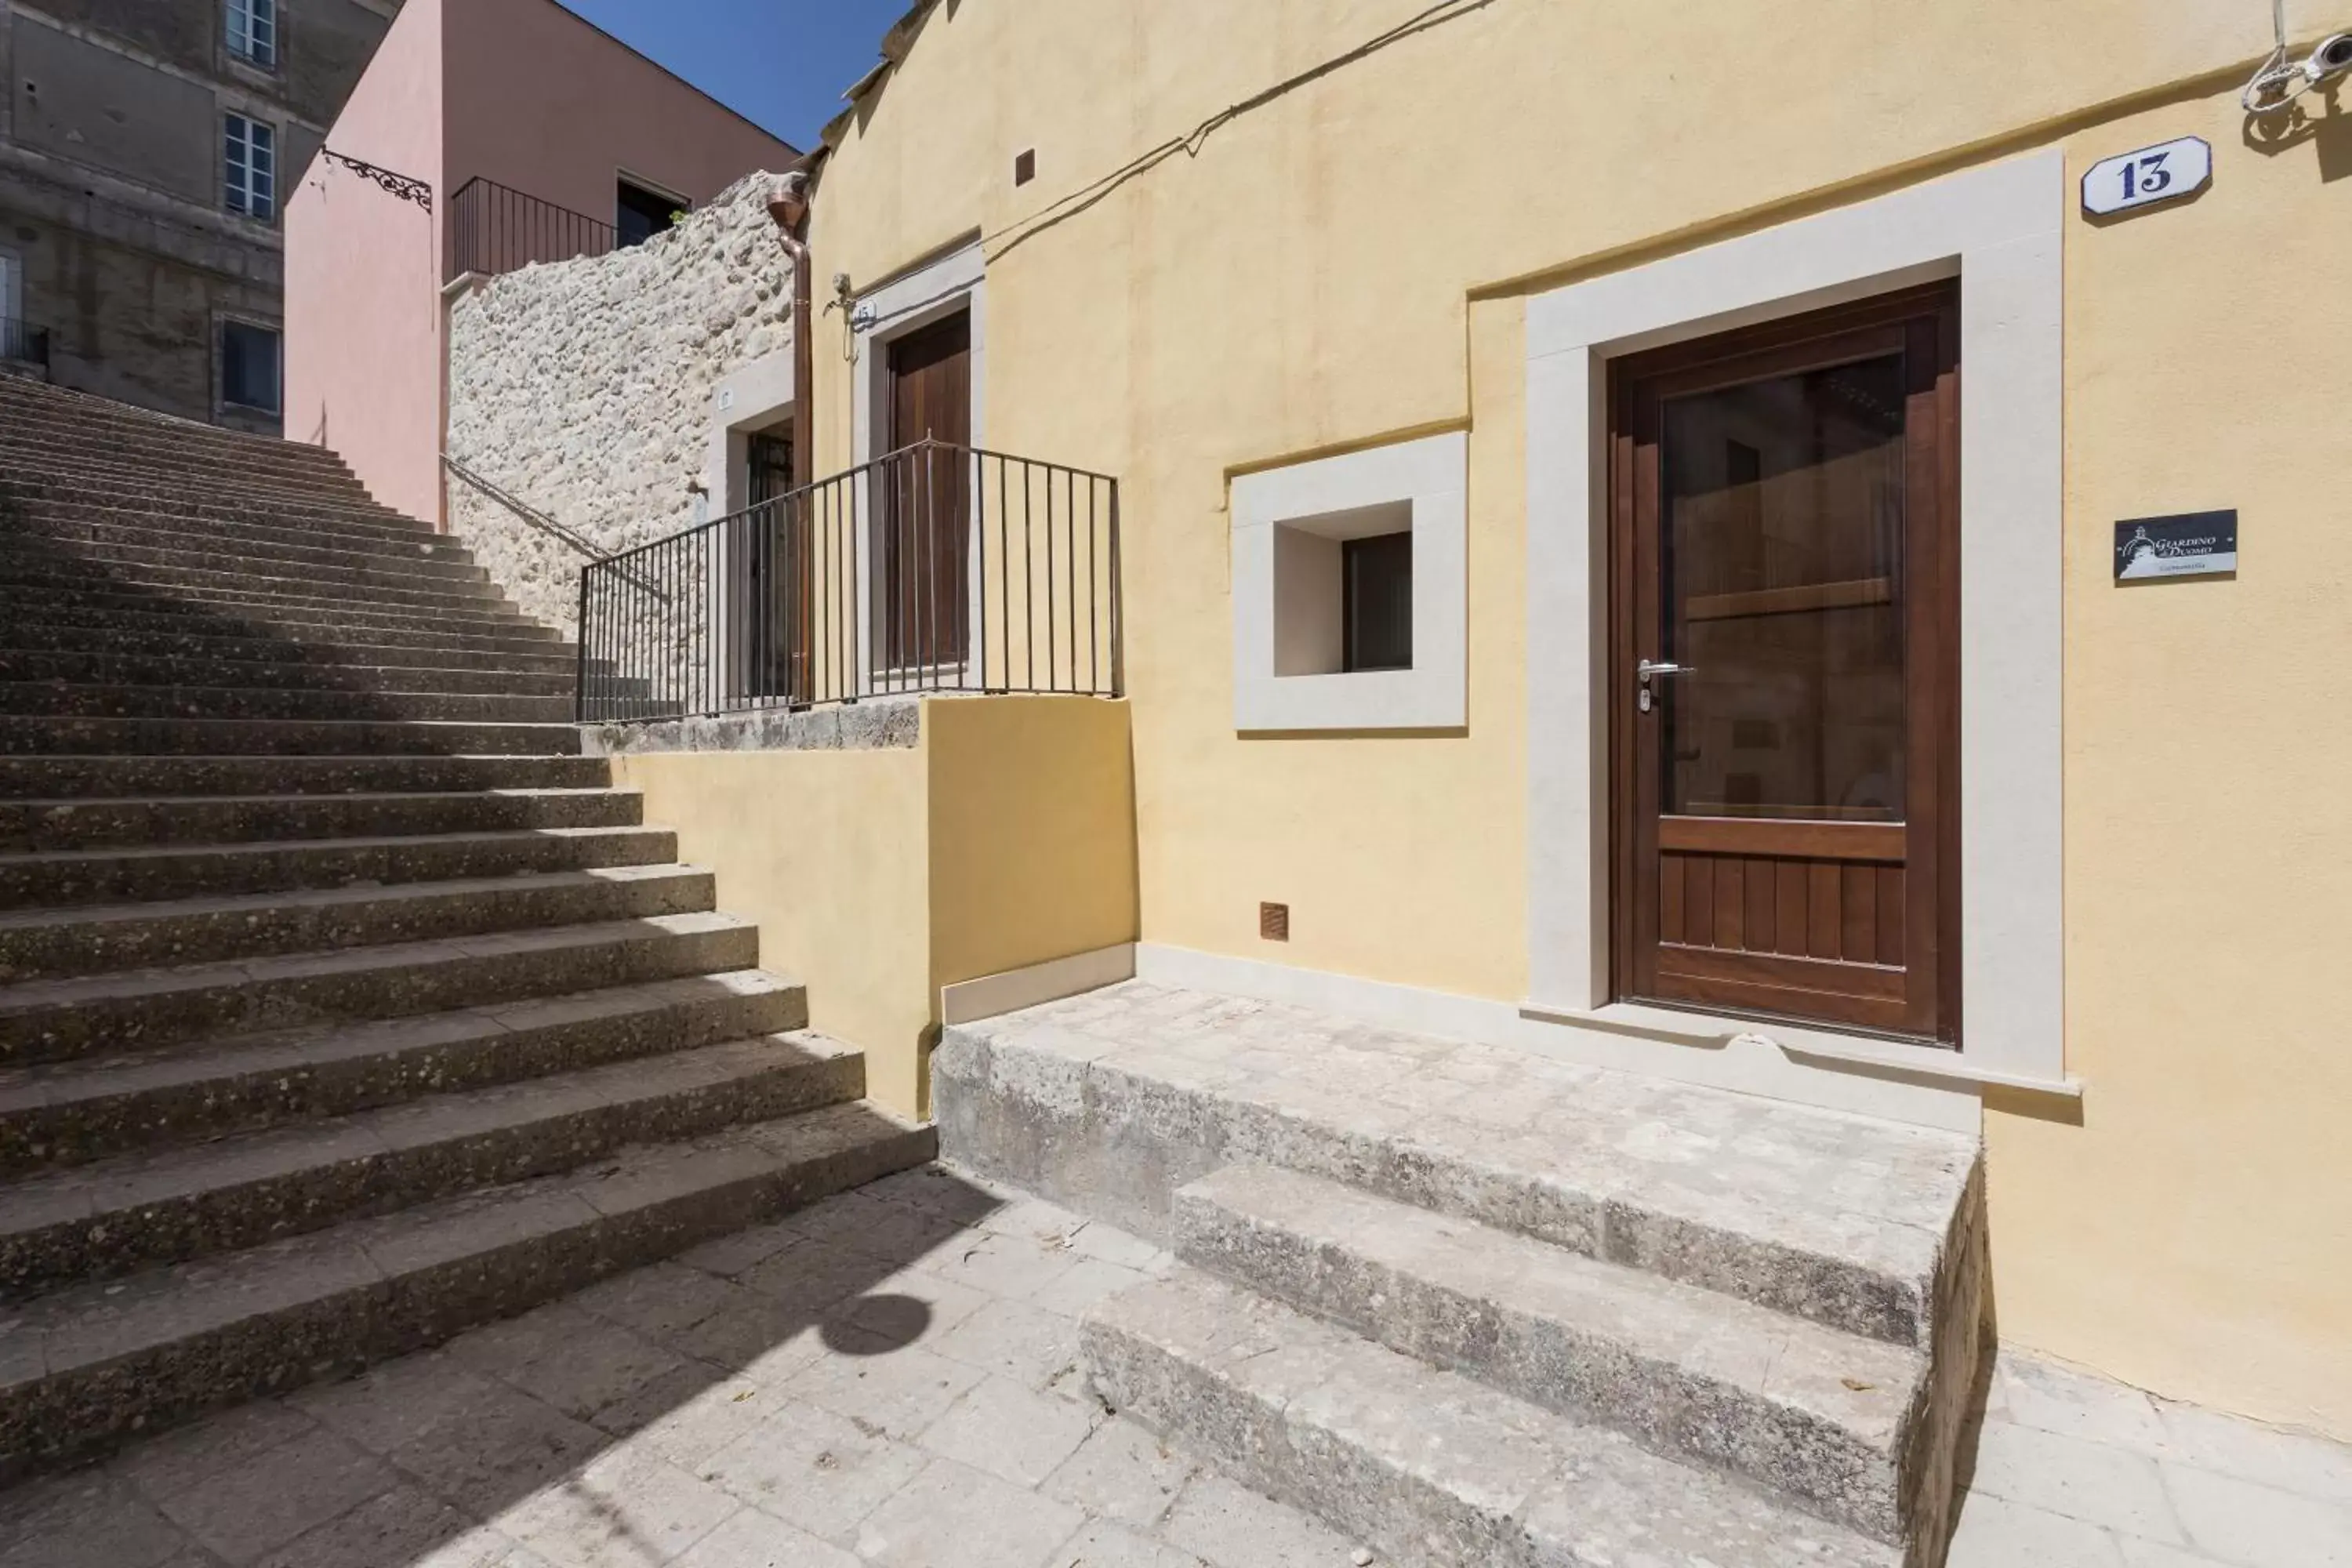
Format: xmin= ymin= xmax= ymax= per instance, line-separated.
xmin=285 ymin=0 xmax=797 ymax=523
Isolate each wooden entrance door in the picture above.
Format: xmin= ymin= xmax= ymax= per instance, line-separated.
xmin=880 ymin=311 xmax=971 ymax=674
xmin=1610 ymin=283 xmax=1959 ymax=1041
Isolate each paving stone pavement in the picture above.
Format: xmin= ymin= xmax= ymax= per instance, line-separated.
xmin=0 ymin=1160 xmax=2343 ymax=1568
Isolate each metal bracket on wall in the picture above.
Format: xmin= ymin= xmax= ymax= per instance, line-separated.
xmin=321 ymin=149 xmax=434 ymax=213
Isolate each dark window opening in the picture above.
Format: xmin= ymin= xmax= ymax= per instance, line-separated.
xmin=221 ymin=320 xmax=281 ymax=412
xmin=1342 ymin=530 xmax=1413 ymax=673
xmin=616 ymin=180 xmax=682 ymax=248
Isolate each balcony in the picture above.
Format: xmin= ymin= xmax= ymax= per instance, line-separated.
xmin=576 ymin=441 xmax=1122 ymax=724
xmin=447 ymin=176 xmax=618 ymax=282
xmin=0 ymin=318 xmax=50 ymax=374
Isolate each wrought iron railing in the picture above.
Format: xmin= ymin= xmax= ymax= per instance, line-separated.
xmin=448 ymin=176 xmax=615 ymax=281
xmin=0 ymin=318 xmax=49 ymax=369
xmin=577 ymin=441 xmax=1120 ymax=723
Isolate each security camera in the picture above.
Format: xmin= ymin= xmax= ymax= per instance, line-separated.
xmin=2305 ymin=31 xmax=2352 ymax=85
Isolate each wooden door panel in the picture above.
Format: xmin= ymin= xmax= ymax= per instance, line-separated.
xmin=1610 ymin=282 xmax=1957 ymax=1043
xmin=880 ymin=313 xmax=972 ymax=673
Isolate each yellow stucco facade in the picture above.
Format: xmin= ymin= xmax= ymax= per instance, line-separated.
xmin=789 ymin=1 xmax=2352 ymax=1436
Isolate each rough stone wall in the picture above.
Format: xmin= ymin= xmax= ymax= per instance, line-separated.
xmin=445 ymin=172 xmax=794 ymax=633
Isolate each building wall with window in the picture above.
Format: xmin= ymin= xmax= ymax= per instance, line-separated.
xmin=791 ymin=0 xmax=2352 ymax=1441
xmin=0 ymin=0 xmax=402 ymax=428
xmin=285 ymin=0 xmax=797 ymax=526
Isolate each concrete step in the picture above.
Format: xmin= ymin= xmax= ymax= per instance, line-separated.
xmin=0 ymin=1032 xmax=860 ymax=1299
xmin=0 ymin=752 xmax=610 ymax=799
xmin=937 ymin=981 xmax=1983 ymax=1349
xmin=0 ymin=784 xmax=639 ymax=852
xmin=0 ymin=383 xmax=364 ymax=470
xmin=0 ymin=617 xmax=577 ymax=673
xmin=7 ymin=507 xmax=481 ymax=575
xmin=0 ymin=679 xmax=572 ymax=725
xmin=1084 ymin=1262 xmax=1904 ymax=1568
xmin=0 ymin=423 xmax=367 ymax=491
xmin=1171 ymin=1163 xmax=1936 ymax=1548
xmin=0 ymin=601 xmax=568 ymax=658
xmin=0 ymin=447 xmax=380 ymax=503
xmin=0 ymin=713 xmax=580 ymax=757
xmin=0 ymin=529 xmax=492 ymax=590
xmin=0 ymin=648 xmax=572 ymax=699
xmin=0 ymin=909 xmax=759 ymax=1066
xmin=0 ymin=862 xmax=717 ymax=981
xmin=0 ymin=555 xmax=524 ymax=616
xmin=0 ymin=969 xmax=805 ymax=1174
xmin=0 ymin=824 xmax=675 ymax=909
xmin=0 ymin=1097 xmax=935 ymax=1478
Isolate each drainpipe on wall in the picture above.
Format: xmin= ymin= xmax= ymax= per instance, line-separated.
xmin=767 ymin=171 xmax=815 ymax=488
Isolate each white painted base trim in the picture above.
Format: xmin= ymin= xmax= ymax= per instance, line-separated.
xmin=939 ymin=942 xmax=1137 ymax=1027
xmin=1133 ymin=942 xmax=1998 ymax=1134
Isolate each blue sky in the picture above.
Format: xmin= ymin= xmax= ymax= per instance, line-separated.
xmin=554 ymin=0 xmax=912 ymax=151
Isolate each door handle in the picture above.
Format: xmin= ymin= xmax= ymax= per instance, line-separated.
xmin=1637 ymin=659 xmax=1695 ymax=681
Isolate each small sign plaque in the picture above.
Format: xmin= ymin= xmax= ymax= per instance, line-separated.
xmin=2115 ymin=510 xmax=2237 ymax=581
xmin=2083 ymin=136 xmax=2212 ymax=216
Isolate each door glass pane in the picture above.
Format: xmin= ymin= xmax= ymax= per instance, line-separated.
xmin=1660 ymin=352 xmax=1907 ymax=822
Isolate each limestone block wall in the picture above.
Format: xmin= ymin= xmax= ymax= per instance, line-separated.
xmin=445 ymin=172 xmax=794 ymax=633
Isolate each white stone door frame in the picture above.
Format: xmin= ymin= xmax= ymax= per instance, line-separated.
xmin=699 ymin=339 xmax=799 ymax=709
xmin=851 ymin=241 xmax=986 ymax=698
xmin=1523 ymin=149 xmax=2069 ymax=1101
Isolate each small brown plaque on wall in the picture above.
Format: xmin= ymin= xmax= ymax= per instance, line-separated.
xmin=1258 ymin=902 xmax=1290 ymax=942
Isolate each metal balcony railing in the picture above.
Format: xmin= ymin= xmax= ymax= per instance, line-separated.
xmin=0 ymin=318 xmax=49 ymax=370
xmin=448 ymin=176 xmax=616 ymax=281
xmin=577 ymin=441 xmax=1122 ymax=723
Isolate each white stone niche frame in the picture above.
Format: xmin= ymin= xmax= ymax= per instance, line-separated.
xmin=1525 ymin=150 xmax=2067 ymax=1097
xmin=851 ymin=240 xmax=985 ymax=694
xmin=1231 ymin=431 xmax=1468 ymax=732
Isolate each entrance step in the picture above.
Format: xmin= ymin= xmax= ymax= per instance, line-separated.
xmin=1086 ymin=1263 xmax=1903 ymax=1568
xmin=1171 ymin=1163 xmax=1926 ymax=1544
xmin=0 ymin=1099 xmax=935 ymax=1479
xmin=938 ymin=979 xmax=1985 ymax=1565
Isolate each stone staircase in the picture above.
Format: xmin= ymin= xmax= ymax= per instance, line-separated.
xmin=937 ymin=981 xmax=1990 ymax=1568
xmin=0 ymin=376 xmax=932 ymax=1479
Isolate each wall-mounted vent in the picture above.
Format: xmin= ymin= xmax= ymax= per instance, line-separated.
xmin=1014 ymin=149 xmax=1036 ymax=186
xmin=1259 ymin=902 xmax=1290 ymax=942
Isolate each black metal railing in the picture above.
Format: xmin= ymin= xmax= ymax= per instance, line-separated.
xmin=577 ymin=441 xmax=1121 ymax=723
xmin=0 ymin=318 xmax=49 ymax=369
xmin=448 ymin=176 xmax=615 ymax=281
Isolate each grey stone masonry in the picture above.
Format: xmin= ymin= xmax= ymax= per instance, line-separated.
xmin=937 ymin=980 xmax=1987 ymax=1566
xmin=0 ymin=375 xmax=932 ymax=1477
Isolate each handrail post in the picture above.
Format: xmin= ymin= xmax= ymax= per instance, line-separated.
xmin=573 ymin=565 xmax=590 ymax=724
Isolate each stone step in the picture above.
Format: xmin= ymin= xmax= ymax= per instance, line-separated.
xmin=0 ymin=824 xmax=674 ymax=909
xmin=0 ymin=784 xmax=638 ymax=853
xmin=0 ymin=909 xmax=757 ymax=1066
xmin=0 ymin=382 xmax=362 ymax=466
xmin=0 ymin=528 xmax=492 ymax=589
xmin=0 ymin=862 xmax=717 ymax=981
xmin=1171 ymin=1163 xmax=1938 ymax=1548
xmin=0 ymin=420 xmax=365 ymax=488
xmin=0 ymin=1031 xmax=859 ymax=1300
xmin=5 ymin=495 xmax=470 ymax=554
xmin=0 ymin=446 xmax=379 ymax=502
xmin=0 ymin=601 xmax=568 ymax=657
xmin=0 ymin=713 xmax=580 ymax=757
xmin=0 ymin=617 xmax=577 ymax=673
xmin=0 ymin=679 xmax=572 ymax=725
xmin=0 ymin=472 xmax=415 ymax=531
xmin=0 ymin=969 xmax=805 ymax=1175
xmin=1083 ymin=1263 xmax=1904 ymax=1568
xmin=6 ymin=506 xmax=481 ymax=575
xmin=0 ymin=1097 xmax=934 ymax=1478
xmin=937 ymin=982 xmax=1983 ymax=1349
xmin=0 ymin=752 xmax=610 ymax=799
xmin=0 ymin=554 xmax=522 ymax=615
xmin=0 ymin=576 xmax=540 ymax=638
xmin=0 ymin=648 xmax=572 ymax=699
